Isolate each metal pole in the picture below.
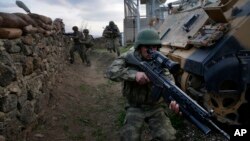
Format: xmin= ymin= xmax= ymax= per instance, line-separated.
xmin=136 ymin=0 xmax=140 ymax=34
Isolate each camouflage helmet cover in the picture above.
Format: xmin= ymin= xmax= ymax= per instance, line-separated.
xmin=83 ymin=29 xmax=89 ymax=33
xmin=72 ymin=26 xmax=78 ymax=31
xmin=134 ymin=29 xmax=161 ymax=50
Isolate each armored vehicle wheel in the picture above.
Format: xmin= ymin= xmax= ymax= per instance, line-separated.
xmin=203 ymin=86 xmax=249 ymax=125
xmin=181 ymin=72 xmax=250 ymax=125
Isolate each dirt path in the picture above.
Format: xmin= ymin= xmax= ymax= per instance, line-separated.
xmin=27 ymin=49 xmax=124 ymax=141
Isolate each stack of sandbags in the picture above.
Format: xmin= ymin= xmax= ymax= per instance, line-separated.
xmin=0 ymin=12 xmax=26 ymax=39
xmin=0 ymin=12 xmax=65 ymax=39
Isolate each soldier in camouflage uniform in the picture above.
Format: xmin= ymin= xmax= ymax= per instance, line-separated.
xmin=102 ymin=21 xmax=121 ymax=56
xmin=106 ymin=29 xmax=178 ymax=141
xmin=80 ymin=29 xmax=94 ymax=66
xmin=69 ymin=26 xmax=85 ymax=64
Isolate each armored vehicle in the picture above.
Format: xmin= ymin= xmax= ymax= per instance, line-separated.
xmin=158 ymin=0 xmax=250 ymax=125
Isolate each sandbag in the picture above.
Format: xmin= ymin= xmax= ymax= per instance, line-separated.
xmin=14 ymin=13 xmax=38 ymax=27
xmin=36 ymin=19 xmax=52 ymax=30
xmin=37 ymin=27 xmax=46 ymax=34
xmin=23 ymin=25 xmax=38 ymax=34
xmin=0 ymin=12 xmax=28 ymax=28
xmin=0 ymin=28 xmax=22 ymax=39
xmin=28 ymin=13 xmax=52 ymax=24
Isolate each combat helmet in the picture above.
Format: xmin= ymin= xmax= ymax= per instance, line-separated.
xmin=83 ymin=29 xmax=89 ymax=33
xmin=134 ymin=29 xmax=161 ymax=50
xmin=72 ymin=26 xmax=78 ymax=31
xmin=109 ymin=21 xmax=115 ymax=26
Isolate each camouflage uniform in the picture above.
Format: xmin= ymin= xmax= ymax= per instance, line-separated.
xmin=106 ymin=48 xmax=176 ymax=141
xmin=103 ymin=21 xmax=121 ymax=56
xmin=81 ymin=29 xmax=94 ymax=66
xmin=69 ymin=26 xmax=85 ymax=64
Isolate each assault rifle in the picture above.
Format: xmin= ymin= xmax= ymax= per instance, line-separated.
xmin=125 ymin=49 xmax=230 ymax=140
xmin=63 ymin=32 xmax=74 ymax=37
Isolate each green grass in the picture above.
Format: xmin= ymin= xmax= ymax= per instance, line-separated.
xmin=168 ymin=112 xmax=185 ymax=129
xmin=119 ymin=45 xmax=133 ymax=54
xmin=76 ymin=115 xmax=91 ymax=126
xmin=92 ymin=127 xmax=107 ymax=141
xmin=79 ymin=84 xmax=87 ymax=92
xmin=68 ymin=134 xmax=86 ymax=140
xmin=63 ymin=124 xmax=69 ymax=132
xmin=116 ymin=110 xmax=126 ymax=128
xmin=107 ymin=79 xmax=116 ymax=86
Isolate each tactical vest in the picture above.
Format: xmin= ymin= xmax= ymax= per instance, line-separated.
xmin=123 ymin=52 xmax=157 ymax=106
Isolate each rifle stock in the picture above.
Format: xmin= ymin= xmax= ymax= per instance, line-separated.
xmin=125 ymin=50 xmax=230 ymax=140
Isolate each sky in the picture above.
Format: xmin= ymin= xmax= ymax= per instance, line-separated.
xmin=0 ymin=0 xmax=125 ymax=37
xmin=0 ymin=0 xmax=178 ymax=37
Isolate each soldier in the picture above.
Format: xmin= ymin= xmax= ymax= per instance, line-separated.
xmin=69 ymin=26 xmax=85 ymax=64
xmin=102 ymin=21 xmax=121 ymax=56
xmin=80 ymin=29 xmax=94 ymax=66
xmin=106 ymin=29 xmax=180 ymax=141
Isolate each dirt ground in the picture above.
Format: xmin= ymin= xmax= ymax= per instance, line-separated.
xmin=25 ymin=48 xmax=227 ymax=141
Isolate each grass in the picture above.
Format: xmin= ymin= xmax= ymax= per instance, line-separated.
xmin=107 ymin=79 xmax=116 ymax=86
xmin=76 ymin=115 xmax=91 ymax=126
xmin=92 ymin=127 xmax=107 ymax=141
xmin=119 ymin=45 xmax=133 ymax=54
xmin=116 ymin=110 xmax=126 ymax=128
xmin=93 ymin=44 xmax=133 ymax=54
xmin=68 ymin=134 xmax=86 ymax=140
xmin=79 ymin=84 xmax=87 ymax=92
xmin=161 ymin=104 xmax=185 ymax=129
xmin=168 ymin=112 xmax=184 ymax=129
xmin=63 ymin=124 xmax=69 ymax=132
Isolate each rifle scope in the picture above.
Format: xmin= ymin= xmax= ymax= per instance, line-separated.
xmin=147 ymin=49 xmax=180 ymax=74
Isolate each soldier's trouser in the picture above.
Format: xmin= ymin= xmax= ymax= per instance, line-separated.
xmin=70 ymin=44 xmax=85 ymax=63
xmin=120 ymin=106 xmax=176 ymax=141
xmin=83 ymin=46 xmax=90 ymax=65
xmin=106 ymin=38 xmax=120 ymax=56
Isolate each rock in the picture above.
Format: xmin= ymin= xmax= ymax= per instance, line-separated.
xmin=33 ymin=56 xmax=42 ymax=71
xmin=19 ymin=100 xmax=36 ymax=125
xmin=0 ymin=112 xmax=5 ymax=122
xmin=22 ymin=57 xmax=33 ymax=76
xmin=21 ymin=35 xmax=34 ymax=46
xmin=34 ymin=133 xmax=44 ymax=138
xmin=3 ymin=40 xmax=21 ymax=53
xmin=0 ymin=94 xmax=17 ymax=112
xmin=0 ymin=63 xmax=16 ymax=87
xmin=21 ymin=44 xmax=33 ymax=56
xmin=26 ymin=77 xmax=43 ymax=100
xmin=0 ymin=50 xmax=14 ymax=66
xmin=0 ymin=86 xmax=4 ymax=96
xmin=7 ymin=83 xmax=21 ymax=96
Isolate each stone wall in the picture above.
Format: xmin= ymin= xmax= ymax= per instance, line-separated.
xmin=0 ymin=12 xmax=70 ymax=141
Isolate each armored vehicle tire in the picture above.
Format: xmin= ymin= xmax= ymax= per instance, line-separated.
xmin=181 ymin=72 xmax=250 ymax=125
